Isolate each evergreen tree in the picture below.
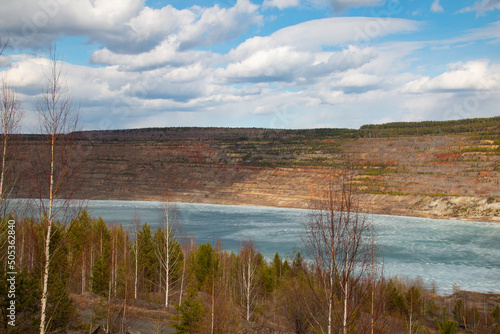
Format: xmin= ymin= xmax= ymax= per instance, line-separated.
xmin=435 ymin=308 xmax=458 ymax=334
xmin=137 ymin=222 xmax=157 ymax=293
xmin=68 ymin=210 xmax=93 ymax=293
xmin=91 ymin=254 xmax=110 ymax=298
xmin=194 ymin=243 xmax=215 ymax=290
xmin=172 ymin=289 xmax=203 ymax=334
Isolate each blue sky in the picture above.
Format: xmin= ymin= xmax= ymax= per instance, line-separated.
xmin=0 ymin=0 xmax=499 ymax=131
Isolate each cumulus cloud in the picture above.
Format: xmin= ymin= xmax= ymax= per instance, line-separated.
xmin=0 ymin=0 xmax=262 ymax=53
xmin=216 ymin=17 xmax=418 ymax=86
xmin=228 ymin=17 xmax=420 ymax=58
xmin=90 ymin=40 xmax=220 ymax=71
xmin=431 ymin=0 xmax=444 ymax=13
xmin=402 ymin=60 xmax=500 ymax=93
xmin=220 ymin=45 xmax=378 ymax=84
xmin=0 ymin=0 xmax=144 ymax=49
xmin=2 ymin=1 xmax=498 ymax=131
xmin=175 ymin=0 xmax=262 ymax=50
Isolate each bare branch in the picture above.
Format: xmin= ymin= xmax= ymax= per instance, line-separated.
xmin=36 ymin=46 xmax=81 ymax=334
xmin=0 ymin=79 xmax=24 ymax=210
xmin=303 ymin=166 xmax=379 ymax=334
xmin=0 ymin=37 xmax=8 ymax=63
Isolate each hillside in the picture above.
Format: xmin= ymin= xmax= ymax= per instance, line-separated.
xmin=13 ymin=116 xmax=500 ymax=221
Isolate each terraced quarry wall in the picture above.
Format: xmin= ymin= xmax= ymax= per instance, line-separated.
xmin=12 ymin=117 xmax=500 ymax=221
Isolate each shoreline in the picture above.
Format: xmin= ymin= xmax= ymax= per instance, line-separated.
xmin=13 ymin=192 xmax=500 ymax=223
xmin=66 ymin=192 xmax=500 ymax=224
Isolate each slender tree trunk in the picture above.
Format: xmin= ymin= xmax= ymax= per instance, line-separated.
xmin=211 ymin=271 xmax=215 ymax=334
xmin=409 ymin=299 xmax=413 ymax=334
xmin=122 ymin=281 xmax=127 ymax=333
xmin=134 ymin=216 xmax=139 ymax=300
xmin=82 ymin=252 xmax=85 ymax=294
xmin=0 ymin=137 xmax=7 ymax=199
xmin=246 ymin=255 xmax=251 ymax=322
xmin=179 ymin=255 xmax=185 ymax=306
xmin=328 ymin=262 xmax=334 ymax=334
xmin=134 ymin=241 xmax=138 ymax=299
xmin=114 ymin=235 xmax=117 ymax=297
xmin=106 ymin=279 xmax=112 ymax=332
xmin=40 ymin=108 xmax=56 ymax=334
xmin=371 ymin=282 xmax=375 ymax=334
xmin=343 ymin=229 xmax=350 ymax=334
xmin=40 ymin=220 xmax=52 ymax=334
xmin=165 ymin=249 xmax=169 ymax=307
xmin=165 ymin=214 xmax=170 ymax=307
xmin=90 ymin=247 xmax=94 ymax=291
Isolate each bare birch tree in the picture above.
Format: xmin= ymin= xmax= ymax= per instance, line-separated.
xmin=304 ymin=168 xmax=377 ymax=334
xmin=133 ymin=211 xmax=140 ymax=299
xmin=0 ymin=80 xmax=23 ymax=209
xmin=35 ymin=47 xmax=80 ymax=334
xmin=154 ymin=196 xmax=182 ymax=307
xmin=239 ymin=240 xmax=258 ymax=322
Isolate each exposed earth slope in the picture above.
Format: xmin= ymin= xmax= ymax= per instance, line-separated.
xmin=13 ymin=116 xmax=500 ymax=221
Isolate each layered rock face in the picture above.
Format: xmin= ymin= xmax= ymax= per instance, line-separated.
xmin=12 ymin=120 xmax=500 ymax=221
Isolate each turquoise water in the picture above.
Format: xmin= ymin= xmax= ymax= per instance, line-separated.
xmin=25 ymin=199 xmax=500 ymax=294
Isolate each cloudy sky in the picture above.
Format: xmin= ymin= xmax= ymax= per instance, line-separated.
xmin=0 ymin=0 xmax=499 ymax=131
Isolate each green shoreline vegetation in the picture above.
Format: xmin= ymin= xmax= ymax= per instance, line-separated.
xmin=1 ymin=210 xmax=499 ymax=333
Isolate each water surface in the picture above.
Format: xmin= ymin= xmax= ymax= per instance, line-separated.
xmin=47 ymin=200 xmax=500 ymax=294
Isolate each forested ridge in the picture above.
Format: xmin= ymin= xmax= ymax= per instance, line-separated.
xmin=76 ymin=116 xmax=500 ymax=142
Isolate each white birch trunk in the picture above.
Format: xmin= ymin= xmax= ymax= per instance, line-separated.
xmin=82 ymin=252 xmax=85 ymax=294
xmin=343 ymin=221 xmax=350 ymax=334
xmin=179 ymin=256 xmax=185 ymax=306
xmin=246 ymin=255 xmax=252 ymax=322
xmin=134 ymin=221 xmax=138 ymax=300
xmin=165 ymin=212 xmax=170 ymax=307
xmin=39 ymin=105 xmax=56 ymax=334
xmin=328 ymin=253 xmax=334 ymax=334
xmin=0 ymin=136 xmax=7 ymax=199
xmin=134 ymin=244 xmax=138 ymax=299
xmin=211 ymin=270 xmax=215 ymax=334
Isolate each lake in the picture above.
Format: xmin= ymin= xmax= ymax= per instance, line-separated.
xmin=24 ymin=199 xmax=500 ymax=295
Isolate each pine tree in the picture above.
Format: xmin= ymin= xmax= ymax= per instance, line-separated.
xmin=137 ymin=222 xmax=157 ymax=293
xmin=91 ymin=254 xmax=110 ymax=298
xmin=172 ymin=288 xmax=203 ymax=334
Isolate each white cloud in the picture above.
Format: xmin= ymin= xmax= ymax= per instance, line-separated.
xmin=458 ymin=0 xmax=500 ymax=14
xmin=177 ymin=0 xmax=262 ymax=50
xmin=2 ymin=1 xmax=499 ymax=131
xmin=0 ymin=0 xmax=261 ymax=53
xmin=90 ymin=40 xmax=220 ymax=71
xmin=459 ymin=20 xmax=500 ymax=43
xmin=402 ymin=60 xmax=500 ymax=93
xmin=309 ymin=0 xmax=383 ymax=11
xmin=86 ymin=0 xmax=262 ymax=68
xmin=263 ymin=0 xmax=300 ymax=10
xmin=220 ymin=40 xmax=382 ymax=84
xmin=0 ymin=0 xmax=144 ymax=49
xmin=228 ymin=17 xmax=420 ymax=58
xmin=431 ymin=0 xmax=444 ymax=13
xmin=221 ymin=46 xmax=314 ymax=83
xmin=216 ymin=16 xmax=421 ymax=87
